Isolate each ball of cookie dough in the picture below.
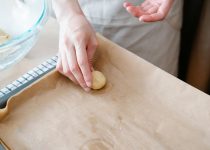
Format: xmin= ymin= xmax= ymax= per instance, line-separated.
xmin=91 ymin=71 xmax=106 ymax=90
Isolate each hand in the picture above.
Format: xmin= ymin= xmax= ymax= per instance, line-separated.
xmin=123 ymin=0 xmax=174 ymax=22
xmin=56 ymin=14 xmax=98 ymax=92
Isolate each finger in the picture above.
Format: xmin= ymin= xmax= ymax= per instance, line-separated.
xmin=60 ymin=48 xmax=78 ymax=84
xmin=75 ymin=41 xmax=92 ymax=88
xmin=139 ymin=12 xmax=164 ymax=22
xmin=58 ymin=36 xmax=78 ymax=84
xmin=65 ymin=41 xmax=89 ymax=90
xmin=60 ymin=48 xmax=69 ymax=75
xmin=87 ymin=44 xmax=96 ymax=74
xmin=123 ymin=2 xmax=132 ymax=8
xmin=90 ymin=66 xmax=94 ymax=72
xmin=58 ymin=35 xmax=69 ymax=74
xmin=57 ymin=52 xmax=78 ymax=84
xmin=56 ymin=52 xmax=63 ymax=73
xmin=62 ymin=44 xmax=78 ymax=84
xmin=126 ymin=6 xmax=146 ymax=17
xmin=87 ymin=37 xmax=98 ymax=65
xmin=63 ymin=51 xmax=78 ymax=84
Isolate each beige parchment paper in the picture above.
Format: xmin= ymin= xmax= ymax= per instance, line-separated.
xmin=0 ymin=34 xmax=210 ymax=150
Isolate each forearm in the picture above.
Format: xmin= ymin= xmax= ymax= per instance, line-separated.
xmin=52 ymin=0 xmax=83 ymax=22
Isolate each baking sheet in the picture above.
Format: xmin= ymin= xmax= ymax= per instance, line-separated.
xmin=0 ymin=34 xmax=210 ymax=150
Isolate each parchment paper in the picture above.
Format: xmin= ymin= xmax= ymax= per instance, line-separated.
xmin=0 ymin=34 xmax=210 ymax=150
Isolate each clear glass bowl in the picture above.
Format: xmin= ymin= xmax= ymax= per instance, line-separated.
xmin=0 ymin=0 xmax=49 ymax=70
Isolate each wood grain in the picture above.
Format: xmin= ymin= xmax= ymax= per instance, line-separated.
xmin=0 ymin=34 xmax=210 ymax=150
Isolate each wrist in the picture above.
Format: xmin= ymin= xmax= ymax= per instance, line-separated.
xmin=58 ymin=13 xmax=86 ymax=28
xmin=52 ymin=0 xmax=84 ymax=22
xmin=58 ymin=11 xmax=84 ymax=25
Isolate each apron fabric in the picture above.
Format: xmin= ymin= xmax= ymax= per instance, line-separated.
xmin=78 ymin=0 xmax=183 ymax=76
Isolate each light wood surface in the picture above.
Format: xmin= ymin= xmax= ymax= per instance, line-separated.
xmin=0 ymin=21 xmax=210 ymax=149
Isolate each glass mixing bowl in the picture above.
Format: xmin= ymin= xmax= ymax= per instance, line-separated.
xmin=0 ymin=0 xmax=49 ymax=70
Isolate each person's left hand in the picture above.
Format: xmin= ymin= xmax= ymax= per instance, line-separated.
xmin=123 ymin=0 xmax=174 ymax=22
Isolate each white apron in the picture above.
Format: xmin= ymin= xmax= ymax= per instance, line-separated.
xmin=78 ymin=0 xmax=183 ymax=76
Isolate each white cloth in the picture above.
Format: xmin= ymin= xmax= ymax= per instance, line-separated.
xmin=79 ymin=0 xmax=183 ymax=75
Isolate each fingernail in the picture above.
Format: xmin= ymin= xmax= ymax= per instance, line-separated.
xmin=84 ymin=87 xmax=90 ymax=92
xmin=139 ymin=17 xmax=144 ymax=22
xmin=91 ymin=67 xmax=94 ymax=72
xmin=86 ymin=81 xmax=92 ymax=88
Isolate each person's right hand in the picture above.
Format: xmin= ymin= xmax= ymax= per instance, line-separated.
xmin=56 ymin=14 xmax=98 ymax=92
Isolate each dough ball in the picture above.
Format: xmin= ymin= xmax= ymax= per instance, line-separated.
xmin=91 ymin=71 xmax=106 ymax=90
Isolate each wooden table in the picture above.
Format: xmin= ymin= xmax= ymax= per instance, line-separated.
xmin=0 ymin=19 xmax=210 ymax=150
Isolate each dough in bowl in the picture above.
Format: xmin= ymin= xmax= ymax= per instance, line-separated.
xmin=0 ymin=28 xmax=10 ymax=45
xmin=91 ymin=71 xmax=106 ymax=90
